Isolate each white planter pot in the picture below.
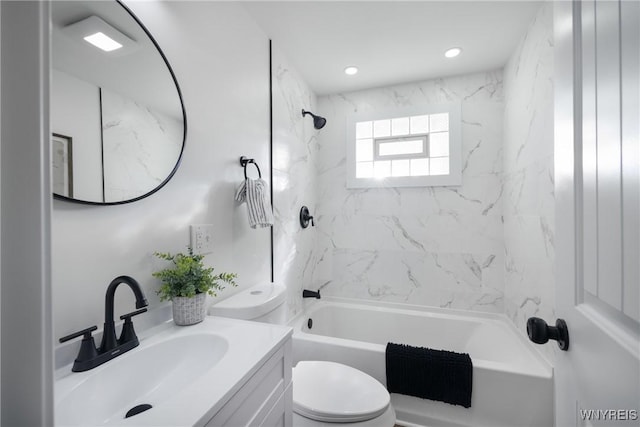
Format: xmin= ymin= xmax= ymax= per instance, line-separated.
xmin=172 ymin=293 xmax=206 ymax=326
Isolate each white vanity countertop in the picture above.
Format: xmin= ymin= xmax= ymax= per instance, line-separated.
xmin=55 ymin=317 xmax=292 ymax=427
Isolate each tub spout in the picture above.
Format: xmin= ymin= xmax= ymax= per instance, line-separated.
xmin=303 ymin=289 xmax=321 ymax=299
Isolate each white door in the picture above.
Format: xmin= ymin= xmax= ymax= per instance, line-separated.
xmin=554 ymin=0 xmax=639 ymax=426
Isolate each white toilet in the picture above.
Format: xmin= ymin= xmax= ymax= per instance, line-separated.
xmin=209 ymin=283 xmax=396 ymax=427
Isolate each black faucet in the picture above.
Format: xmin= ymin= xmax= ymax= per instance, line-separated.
xmin=59 ymin=275 xmax=148 ymax=372
xmin=100 ymin=276 xmax=148 ymax=352
xmin=303 ymin=289 xmax=321 ymax=299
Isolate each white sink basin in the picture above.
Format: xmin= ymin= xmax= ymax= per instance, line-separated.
xmin=55 ymin=317 xmax=292 ymax=426
xmin=56 ymin=333 xmax=227 ymax=426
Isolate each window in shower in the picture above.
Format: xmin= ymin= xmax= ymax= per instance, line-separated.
xmin=347 ymin=103 xmax=462 ymax=188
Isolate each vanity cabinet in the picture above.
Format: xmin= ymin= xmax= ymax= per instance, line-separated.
xmin=204 ymin=337 xmax=292 ymax=427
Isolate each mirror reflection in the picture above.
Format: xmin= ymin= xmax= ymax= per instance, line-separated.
xmin=51 ymin=1 xmax=185 ymax=204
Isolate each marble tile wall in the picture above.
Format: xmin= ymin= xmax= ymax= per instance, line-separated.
xmin=313 ymin=71 xmax=505 ymax=313
xmin=502 ymin=3 xmax=555 ymax=360
xmin=271 ymin=46 xmax=321 ymax=319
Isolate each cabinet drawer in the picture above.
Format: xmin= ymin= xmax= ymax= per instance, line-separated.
xmin=260 ymin=383 xmax=292 ymax=427
xmin=205 ymin=339 xmax=292 ymax=427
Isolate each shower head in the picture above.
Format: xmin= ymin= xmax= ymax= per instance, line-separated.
xmin=302 ymin=109 xmax=327 ymax=130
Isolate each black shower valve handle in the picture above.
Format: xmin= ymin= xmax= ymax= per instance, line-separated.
xmin=300 ymin=206 xmax=315 ymax=228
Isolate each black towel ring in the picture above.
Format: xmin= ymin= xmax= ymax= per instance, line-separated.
xmin=239 ymin=156 xmax=262 ymax=179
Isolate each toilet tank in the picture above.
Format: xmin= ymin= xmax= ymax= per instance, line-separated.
xmin=208 ymin=283 xmax=287 ymax=324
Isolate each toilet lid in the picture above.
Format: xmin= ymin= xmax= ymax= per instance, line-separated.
xmin=208 ymin=283 xmax=286 ymax=320
xmin=293 ymin=361 xmax=390 ymax=423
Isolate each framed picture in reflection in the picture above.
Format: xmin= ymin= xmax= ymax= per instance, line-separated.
xmin=52 ymin=133 xmax=73 ymax=198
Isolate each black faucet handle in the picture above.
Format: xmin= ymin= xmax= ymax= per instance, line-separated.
xmin=59 ymin=326 xmax=99 ymax=368
xmin=119 ymin=308 xmax=147 ymax=345
xmin=119 ymin=308 xmax=148 ymax=321
xmin=59 ymin=325 xmax=98 ymax=343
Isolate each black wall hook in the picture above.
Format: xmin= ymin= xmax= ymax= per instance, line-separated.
xmin=240 ymin=156 xmax=262 ymax=179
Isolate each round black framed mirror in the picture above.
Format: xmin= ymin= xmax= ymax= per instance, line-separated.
xmin=51 ymin=0 xmax=186 ymax=205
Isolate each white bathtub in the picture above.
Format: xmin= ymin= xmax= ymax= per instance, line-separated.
xmin=289 ymin=298 xmax=553 ymax=427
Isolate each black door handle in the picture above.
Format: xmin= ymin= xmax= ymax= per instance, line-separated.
xmin=527 ymin=317 xmax=570 ymax=351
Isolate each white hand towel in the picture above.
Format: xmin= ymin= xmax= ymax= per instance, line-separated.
xmin=234 ymin=178 xmax=274 ymax=228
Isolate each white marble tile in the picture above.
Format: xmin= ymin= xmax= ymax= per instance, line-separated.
xmin=504 ymin=215 xmax=554 ymax=263
xmin=460 ymin=104 xmax=503 ymax=179
xmin=314 ymin=69 xmax=506 ymax=314
xmin=504 ymin=249 xmax=556 ymax=360
xmin=318 ymin=171 xmax=505 ymax=219
xmin=502 ymin=3 xmax=555 ymax=362
xmin=271 ymin=47 xmax=320 ymax=319
xmin=502 ymin=3 xmax=554 ymax=173
xmin=324 ymin=212 xmax=503 ymax=255
xmin=321 ymin=248 xmax=503 ymax=312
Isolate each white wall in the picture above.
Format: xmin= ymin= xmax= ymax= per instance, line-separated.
xmin=52 ymin=1 xmax=272 ymax=365
xmin=1 ymin=1 xmax=54 ymax=424
xmin=502 ymin=3 xmax=555 ymax=361
xmin=0 ymin=1 xmax=2 ymax=418
xmin=271 ymin=45 xmax=319 ymax=319
xmin=314 ymin=71 xmax=505 ymax=313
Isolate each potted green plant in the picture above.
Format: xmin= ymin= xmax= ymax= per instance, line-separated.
xmin=153 ymin=247 xmax=237 ymax=325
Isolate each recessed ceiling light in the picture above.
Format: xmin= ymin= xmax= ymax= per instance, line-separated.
xmin=444 ymin=47 xmax=462 ymax=58
xmin=84 ymin=32 xmax=123 ymax=52
xmin=344 ymin=66 xmax=359 ymax=75
xmin=63 ymin=16 xmax=138 ymax=55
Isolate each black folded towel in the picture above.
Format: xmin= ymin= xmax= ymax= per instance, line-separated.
xmin=385 ymin=342 xmax=473 ymax=408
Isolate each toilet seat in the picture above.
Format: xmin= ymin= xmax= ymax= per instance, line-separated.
xmin=293 ymin=361 xmax=390 ymax=423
